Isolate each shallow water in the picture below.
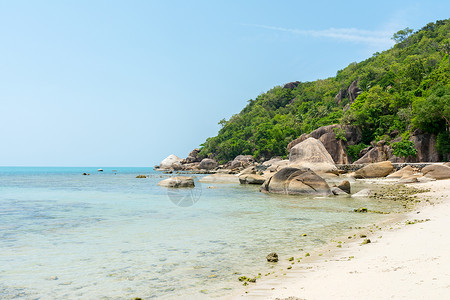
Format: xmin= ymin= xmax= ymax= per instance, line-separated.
xmin=0 ymin=167 xmax=405 ymax=299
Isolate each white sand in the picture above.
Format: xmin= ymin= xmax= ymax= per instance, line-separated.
xmin=230 ymin=179 xmax=450 ymax=300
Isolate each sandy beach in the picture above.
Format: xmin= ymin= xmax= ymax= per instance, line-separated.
xmin=230 ymin=179 xmax=450 ymax=300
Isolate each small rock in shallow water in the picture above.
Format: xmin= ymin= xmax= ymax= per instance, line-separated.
xmin=46 ymin=276 xmax=58 ymax=280
xmin=361 ymin=239 xmax=371 ymax=245
xmin=266 ymin=252 xmax=279 ymax=262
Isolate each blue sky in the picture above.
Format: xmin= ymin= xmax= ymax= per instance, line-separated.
xmin=0 ymin=0 xmax=449 ymax=166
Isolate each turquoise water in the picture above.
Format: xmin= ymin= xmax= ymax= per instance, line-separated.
xmin=0 ymin=167 xmax=404 ymax=299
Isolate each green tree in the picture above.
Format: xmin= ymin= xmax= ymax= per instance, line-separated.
xmin=412 ymin=85 xmax=450 ymax=133
xmin=392 ymin=133 xmax=417 ymax=159
xmin=392 ymin=27 xmax=413 ymax=43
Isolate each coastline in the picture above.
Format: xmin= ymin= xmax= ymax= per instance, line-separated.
xmin=229 ymin=179 xmax=450 ymax=299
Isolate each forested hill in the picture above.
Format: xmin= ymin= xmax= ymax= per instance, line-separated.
xmin=199 ymin=19 xmax=450 ymax=163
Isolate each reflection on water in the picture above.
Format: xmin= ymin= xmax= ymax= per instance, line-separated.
xmin=0 ymin=168 xmax=405 ymax=299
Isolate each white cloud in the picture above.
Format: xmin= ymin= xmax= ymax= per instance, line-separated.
xmin=248 ymin=24 xmax=395 ymax=49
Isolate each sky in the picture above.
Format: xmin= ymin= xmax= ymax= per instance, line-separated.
xmin=0 ymin=0 xmax=449 ymax=167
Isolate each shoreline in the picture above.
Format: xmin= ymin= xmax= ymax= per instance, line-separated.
xmin=228 ymin=179 xmax=450 ymax=299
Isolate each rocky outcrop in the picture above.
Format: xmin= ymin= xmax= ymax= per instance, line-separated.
xmin=230 ymin=155 xmax=255 ymax=169
xmin=287 ymin=125 xmax=362 ymax=164
xmin=335 ymin=88 xmax=347 ymax=105
xmin=422 ymin=165 xmax=450 ymax=180
xmin=260 ymin=167 xmax=332 ymax=196
xmin=158 ymin=176 xmax=195 ymax=188
xmin=283 ymin=81 xmax=300 ymax=90
xmin=289 ymin=137 xmax=338 ymax=174
xmin=334 ymin=80 xmax=361 ymax=105
xmin=199 ymin=158 xmax=218 ymax=170
xmin=159 ymin=154 xmax=183 ymax=170
xmin=185 ymin=148 xmax=202 ymax=163
xmin=353 ymin=161 xmax=394 ymax=178
xmin=354 ymin=132 xmax=440 ymax=164
xmin=410 ymin=132 xmax=439 ymax=162
xmin=348 ymin=80 xmax=362 ymax=103
xmin=354 ymin=140 xmax=391 ymax=164
xmin=239 ymin=174 xmax=266 ymax=185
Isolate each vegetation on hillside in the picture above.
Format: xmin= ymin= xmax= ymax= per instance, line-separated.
xmin=199 ymin=19 xmax=450 ymax=163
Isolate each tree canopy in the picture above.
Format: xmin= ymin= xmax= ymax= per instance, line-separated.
xmin=199 ymin=19 xmax=450 ymax=163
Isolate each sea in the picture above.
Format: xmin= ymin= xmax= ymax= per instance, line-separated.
xmin=0 ymin=167 xmax=406 ymax=299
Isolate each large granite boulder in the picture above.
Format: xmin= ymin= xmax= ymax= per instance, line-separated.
xmin=289 ymin=137 xmax=338 ymax=174
xmin=353 ymin=161 xmax=394 ymax=178
xmin=239 ymin=174 xmax=266 ymax=185
xmin=239 ymin=166 xmax=257 ymax=176
xmin=260 ymin=167 xmax=332 ymax=196
xmin=262 ymin=157 xmax=283 ymax=167
xmin=230 ymin=155 xmax=255 ymax=169
xmin=354 ymin=140 xmax=390 ymax=164
xmin=199 ymin=158 xmax=218 ymax=170
xmin=159 ymin=154 xmax=183 ymax=170
xmin=422 ymin=165 xmax=450 ymax=180
xmin=287 ymin=125 xmax=362 ymax=164
xmin=158 ymin=176 xmax=195 ymax=188
xmin=387 ymin=166 xmax=415 ymax=178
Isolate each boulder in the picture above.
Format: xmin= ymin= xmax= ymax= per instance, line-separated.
xmin=159 ymin=154 xmax=182 ymax=170
xmin=239 ymin=166 xmax=257 ymax=176
xmin=287 ymin=125 xmax=362 ymax=164
xmin=262 ymin=157 xmax=283 ymax=166
xmin=185 ymin=148 xmax=202 ymax=163
xmin=230 ymin=155 xmax=255 ymax=169
xmin=158 ymin=176 xmax=195 ymax=188
xmin=354 ymin=140 xmax=390 ymax=164
xmin=136 ymin=175 xmax=147 ymax=178
xmin=353 ymin=161 xmax=393 ymax=178
xmin=351 ymin=188 xmax=372 ymax=197
xmin=331 ymin=187 xmax=348 ymax=195
xmin=266 ymin=160 xmax=289 ymax=173
xmin=260 ymin=167 xmax=332 ymax=196
xmin=289 ymin=137 xmax=337 ymax=174
xmin=444 ymin=162 xmax=450 ymax=168
xmin=239 ymin=174 xmax=266 ymax=185
xmin=199 ymin=158 xmax=218 ymax=170
xmin=387 ymin=166 xmax=415 ymax=178
xmin=266 ymin=252 xmax=279 ymax=262
xmin=337 ymin=180 xmax=351 ymax=194
xmin=421 ymin=165 xmax=450 ymax=180
xmin=199 ymin=174 xmax=240 ymax=184
xmin=397 ymin=176 xmax=419 ymax=184
xmin=354 ymin=132 xmax=439 ymax=164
